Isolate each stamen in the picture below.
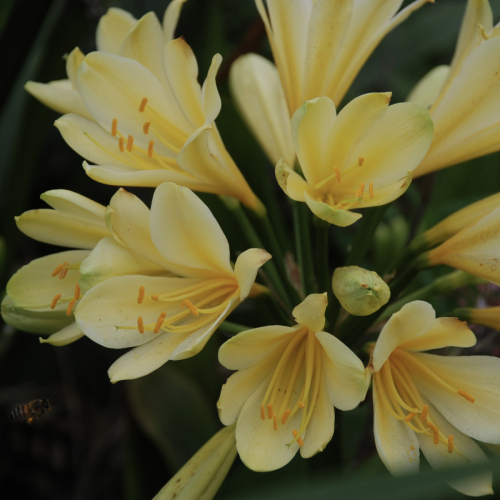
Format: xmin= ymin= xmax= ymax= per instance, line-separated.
xmin=137 ymin=286 xmax=145 ymax=304
xmin=267 ymin=404 xmax=273 ymax=420
xmin=427 ymin=422 xmax=439 ymax=444
xmin=111 ymin=119 xmax=118 ymax=137
xmin=60 ymin=267 xmax=68 ymax=279
xmin=139 ymin=97 xmax=148 ymax=112
xmin=458 ymin=390 xmax=475 ymax=403
xmin=148 ymin=140 xmax=154 ymax=158
xmin=356 ymin=183 xmax=365 ymax=198
xmin=154 ymin=312 xmax=167 ymax=334
xmin=299 ymin=402 xmax=305 ymax=409
xmin=137 ymin=316 xmax=145 ymax=334
xmin=404 ymin=412 xmax=417 ymax=422
xmin=181 ymin=299 xmax=199 ymax=316
xmin=51 ymin=294 xmax=61 ymax=309
xmin=51 ymin=263 xmax=65 ymax=277
xmin=334 ymin=167 xmax=341 ymax=183
xmin=66 ymin=299 xmax=76 ymax=316
xmin=420 ymin=405 xmax=428 ymax=423
xmin=143 ymin=122 xmax=151 ymax=134
xmin=358 ymin=156 xmax=364 ymax=166
xmin=297 ymin=437 xmax=304 ymax=447
xmin=369 ymin=182 xmax=374 ymax=198
xmin=448 ymin=435 xmax=454 ymax=454
xmin=260 ymin=404 xmax=265 ymax=420
xmin=281 ymin=409 xmax=291 ymax=425
xmin=273 ymin=414 xmax=278 ymax=431
xmin=74 ymin=283 xmax=80 ymax=300
xmin=151 ymin=295 xmax=159 ymax=301
xmin=119 ymin=137 xmax=125 ymax=152
xmin=126 ymin=135 xmax=134 ymax=152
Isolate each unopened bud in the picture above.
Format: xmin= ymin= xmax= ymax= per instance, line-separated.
xmin=332 ymin=266 xmax=390 ymax=316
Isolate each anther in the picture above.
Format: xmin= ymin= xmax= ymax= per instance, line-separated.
xmin=358 ymin=156 xmax=364 ymax=166
xmin=151 ymin=295 xmax=159 ymax=301
xmin=273 ymin=414 xmax=278 ymax=431
xmin=74 ymin=283 xmax=80 ymax=300
xmin=148 ymin=140 xmax=154 ymax=158
xmin=260 ymin=404 xmax=265 ymax=420
xmin=143 ymin=121 xmax=151 ymax=134
xmin=119 ymin=137 xmax=125 ymax=152
xmin=448 ymin=435 xmax=454 ymax=454
xmin=51 ymin=294 xmax=61 ymax=309
xmin=66 ymin=299 xmax=76 ymax=316
xmin=299 ymin=402 xmax=305 ymax=409
xmin=127 ymin=135 xmax=134 ymax=152
xmin=356 ymin=183 xmax=365 ymax=198
xmin=292 ymin=431 xmax=304 ymax=447
xmin=334 ymin=167 xmax=341 ymax=183
xmin=137 ymin=286 xmax=145 ymax=304
xmin=154 ymin=312 xmax=167 ymax=334
xmin=404 ymin=412 xmax=417 ymax=422
xmin=458 ymin=390 xmax=475 ymax=403
xmin=60 ymin=267 xmax=68 ymax=279
xmin=181 ymin=300 xmax=199 ymax=317
xmin=369 ymin=182 xmax=374 ymax=199
xmin=51 ymin=263 xmax=65 ymax=277
xmin=139 ymin=97 xmax=148 ymax=112
xmin=111 ymin=118 xmax=118 ymax=137
xmin=137 ymin=316 xmax=145 ymax=334
xmin=281 ymin=409 xmax=291 ymax=425
xmin=420 ymin=405 xmax=428 ymax=423
xmin=267 ymin=404 xmax=273 ymax=420
xmin=427 ymin=422 xmax=439 ymax=444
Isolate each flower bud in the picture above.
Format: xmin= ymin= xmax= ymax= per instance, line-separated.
xmin=332 ymin=266 xmax=390 ymax=316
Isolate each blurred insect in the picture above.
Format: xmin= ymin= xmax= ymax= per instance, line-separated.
xmin=10 ymin=398 xmax=52 ymax=424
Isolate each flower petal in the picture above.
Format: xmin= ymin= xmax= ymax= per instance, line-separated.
xmin=411 ymin=352 xmax=500 ymax=444
xmin=218 ymin=326 xmax=296 ymax=371
xmin=39 ymin=322 xmax=84 ymax=346
xmin=95 ymin=7 xmax=137 ymax=55
xmin=372 ymin=301 xmax=436 ymax=371
xmin=399 ymin=317 xmax=476 ymax=352
xmin=359 ymin=171 xmax=412 ymax=209
xmin=201 ymin=54 xmax=223 ymax=125
xmin=150 ymin=183 xmax=233 ymax=276
xmin=292 ymin=293 xmax=328 ymax=332
xmin=234 ymin=248 xmax=272 ymax=300
xmin=304 ymin=192 xmax=362 ymax=227
xmin=163 ymin=0 xmax=187 ymax=41
xmin=230 ymin=54 xmax=294 ymax=167
xmin=407 ymin=65 xmax=450 ymax=109
xmin=316 ymin=331 xmax=366 ymax=410
xmin=275 ymin=159 xmax=313 ymax=202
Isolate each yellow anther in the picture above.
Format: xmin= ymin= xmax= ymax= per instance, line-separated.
xmin=334 ymin=167 xmax=341 ymax=183
xmin=281 ymin=409 xmax=291 ymax=425
xmin=139 ymin=97 xmax=148 ymax=112
xmin=297 ymin=436 xmax=304 ymax=447
xmin=273 ymin=414 xmax=278 ymax=431
xmin=151 ymin=295 xmax=159 ymax=301
xmin=358 ymin=156 xmax=364 ymax=166
xmin=369 ymin=182 xmax=374 ymax=199
xmin=66 ymin=299 xmax=76 ymax=316
xmin=154 ymin=312 xmax=167 ymax=334
xmin=299 ymin=401 xmax=305 ymax=409
xmin=356 ymin=183 xmax=365 ymax=198
xmin=143 ymin=121 xmax=151 ymax=134
xmin=458 ymin=390 xmax=475 ymax=403
xmin=51 ymin=263 xmax=64 ymax=277
xmin=74 ymin=283 xmax=80 ymax=300
xmin=420 ymin=405 xmax=428 ymax=423
xmin=137 ymin=316 xmax=145 ymax=334
xmin=119 ymin=137 xmax=125 ymax=152
xmin=427 ymin=422 xmax=439 ymax=444
xmin=126 ymin=135 xmax=134 ymax=152
xmin=60 ymin=267 xmax=68 ymax=279
xmin=111 ymin=118 xmax=118 ymax=137
xmin=404 ymin=412 xmax=417 ymax=422
xmin=267 ymin=404 xmax=273 ymax=420
xmin=292 ymin=429 xmax=298 ymax=438
xmin=137 ymin=286 xmax=145 ymax=304
xmin=51 ymin=294 xmax=61 ymax=309
xmin=148 ymin=140 xmax=154 ymax=158
xmin=260 ymin=404 xmax=265 ymax=420
xmin=181 ymin=299 xmax=199 ymax=317
xmin=448 ymin=435 xmax=454 ymax=454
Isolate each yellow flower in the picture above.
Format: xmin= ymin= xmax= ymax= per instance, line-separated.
xmin=421 ymin=206 xmax=500 ymax=285
xmin=75 ymin=183 xmax=271 ymax=383
xmin=26 ymin=4 xmax=261 ymax=211
xmin=217 ymin=294 xmax=366 ymax=471
xmin=408 ymin=0 xmax=500 ymax=177
xmin=463 ymin=307 xmax=500 ymax=331
xmin=230 ymin=0 xmax=431 ymax=166
xmin=1 ymin=190 xmax=109 ymax=345
xmin=153 ymin=424 xmax=236 ymax=500
xmin=275 ymin=94 xmax=433 ymax=226
xmin=367 ymin=301 xmax=498 ymax=496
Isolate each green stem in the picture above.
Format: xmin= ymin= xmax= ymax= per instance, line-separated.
xmin=219 ymin=321 xmax=251 ymax=336
xmin=258 ymin=292 xmax=294 ymax=326
xmin=293 ymin=202 xmax=316 ymax=296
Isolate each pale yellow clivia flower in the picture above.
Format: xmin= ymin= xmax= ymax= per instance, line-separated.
xmin=25 ymin=2 xmax=261 ymax=211
xmin=230 ymin=0 xmax=432 ymax=166
xmin=275 ymin=94 xmax=433 ymax=226
xmin=75 ymin=183 xmax=271 ymax=383
xmin=217 ymin=293 xmax=366 ymax=471
xmin=408 ymin=0 xmax=500 ymax=177
xmin=366 ymin=301 xmax=500 ymax=496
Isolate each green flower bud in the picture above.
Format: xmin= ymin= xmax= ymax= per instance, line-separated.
xmin=332 ymin=266 xmax=390 ymax=316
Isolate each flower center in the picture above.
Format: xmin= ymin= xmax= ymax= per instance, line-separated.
xmin=44 ymin=260 xmax=82 ymax=316
xmin=374 ymin=349 xmax=475 ymax=456
xmin=118 ymin=278 xmax=239 ymax=336
xmin=259 ymin=328 xmax=322 ymax=447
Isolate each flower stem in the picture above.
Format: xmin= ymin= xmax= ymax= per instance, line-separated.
xmin=219 ymin=321 xmax=251 ymax=336
xmin=293 ymin=201 xmax=316 ymax=296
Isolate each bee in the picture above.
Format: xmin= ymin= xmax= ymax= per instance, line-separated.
xmin=10 ymin=399 xmax=51 ymax=424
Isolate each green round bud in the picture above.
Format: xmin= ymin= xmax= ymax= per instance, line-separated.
xmin=332 ymin=266 xmax=390 ymax=316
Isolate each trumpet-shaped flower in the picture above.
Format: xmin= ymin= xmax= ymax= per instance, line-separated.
xmin=366 ymin=301 xmax=499 ymax=496
xmin=230 ymin=0 xmax=431 ymax=167
xmin=26 ymin=5 xmax=261 ymax=210
xmin=75 ymin=183 xmax=271 ymax=383
xmin=408 ymin=0 xmax=500 ymax=177
xmin=217 ymin=294 xmax=366 ymax=471
xmin=275 ymin=95 xmax=433 ymax=226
